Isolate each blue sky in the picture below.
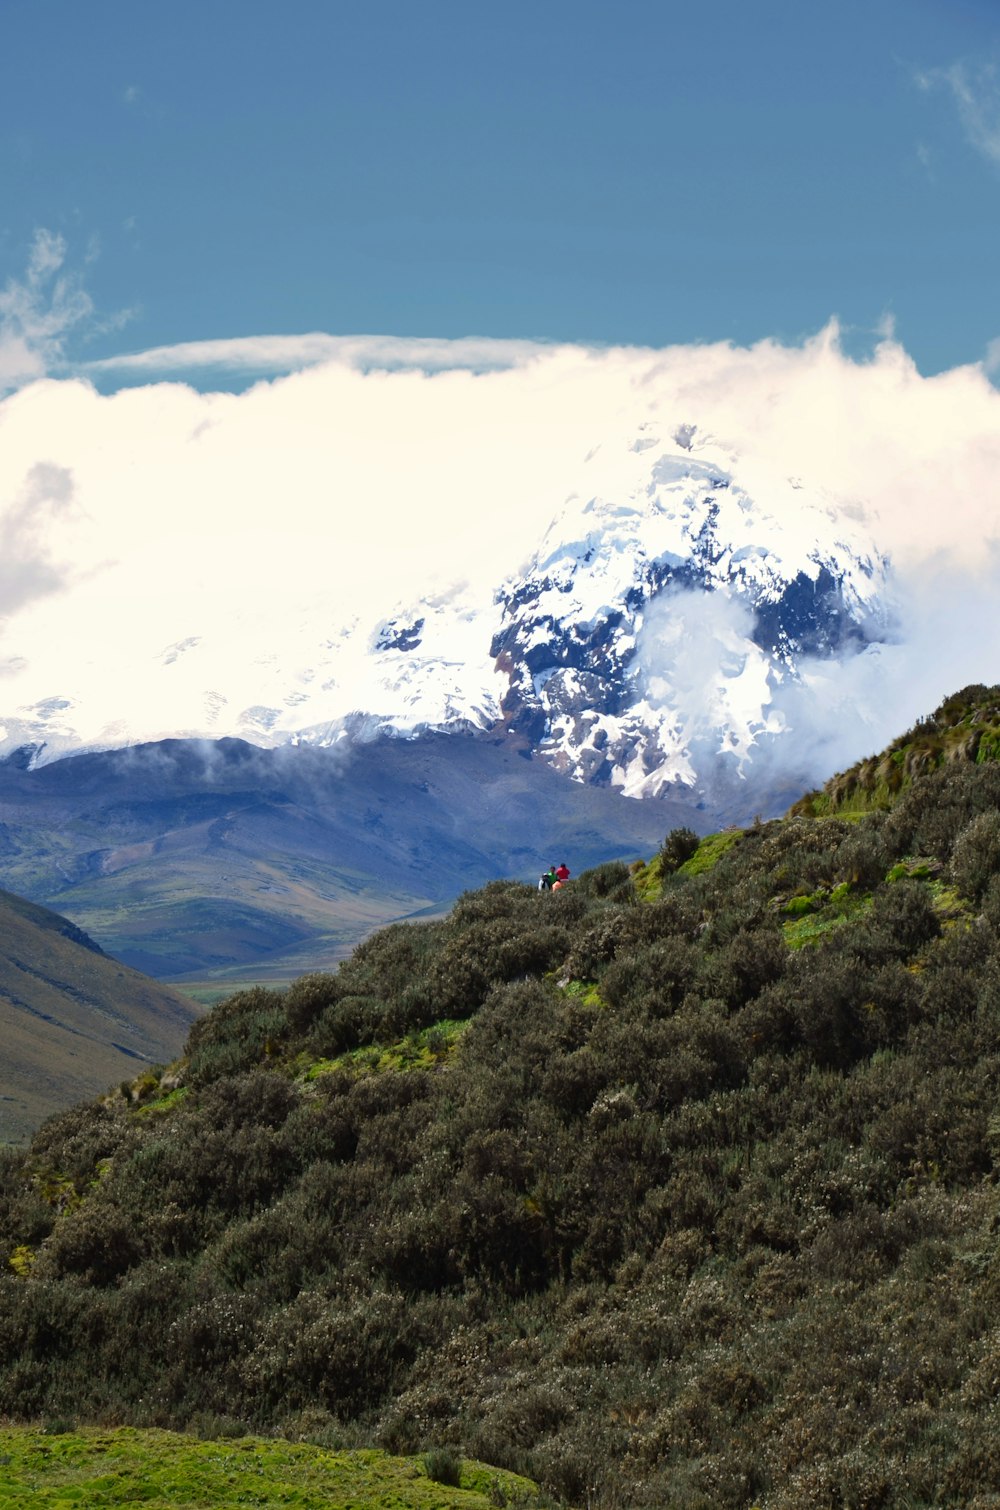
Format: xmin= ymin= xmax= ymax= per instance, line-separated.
xmin=2 ymin=0 xmax=999 ymax=380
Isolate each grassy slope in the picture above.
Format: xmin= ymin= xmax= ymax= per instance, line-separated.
xmin=791 ymin=682 xmax=1000 ymax=817
xmin=0 ymin=889 xmax=199 ymax=1144
xmin=0 ymin=1427 xmax=545 ymax=1509
xmin=10 ymin=698 xmax=1000 ymax=1504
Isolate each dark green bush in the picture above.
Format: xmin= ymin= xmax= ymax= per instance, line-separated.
xmin=38 ymin=1202 xmax=141 ymax=1286
xmin=599 ymin=936 xmax=698 ymax=1015
xmin=185 ymin=987 xmax=287 ymax=1085
xmin=283 ymin=972 xmax=347 ymax=1033
xmin=951 ymin=810 xmax=1000 ymax=904
xmin=576 ymin=860 xmax=634 ymax=901
xmin=661 ymin=826 xmax=701 ymax=872
xmin=29 ymin=1101 xmax=132 ymax=1193
xmin=429 ymin=921 xmax=571 ymax=1018
xmin=424 ymin=1446 xmax=463 ymax=1485
xmin=696 ymin=926 xmax=786 ymax=1009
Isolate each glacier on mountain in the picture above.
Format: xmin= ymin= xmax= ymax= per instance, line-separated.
xmin=0 ymin=426 xmax=892 ymax=796
xmin=484 ymin=426 xmax=889 ymax=794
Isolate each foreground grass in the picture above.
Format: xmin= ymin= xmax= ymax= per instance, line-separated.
xmin=0 ymin=1427 xmax=546 ymax=1509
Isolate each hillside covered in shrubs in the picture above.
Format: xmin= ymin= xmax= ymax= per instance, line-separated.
xmin=5 ymin=687 xmax=1000 ymax=1506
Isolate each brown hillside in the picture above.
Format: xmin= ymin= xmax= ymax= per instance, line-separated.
xmin=0 ymin=887 xmax=200 ymax=1142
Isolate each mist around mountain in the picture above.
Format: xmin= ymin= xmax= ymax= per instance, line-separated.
xmin=0 ymin=417 xmax=957 ymax=999
xmin=4 ymin=687 xmax=1000 ymax=1505
xmin=5 ymin=328 xmax=1000 ymax=822
xmin=0 ymin=887 xmax=198 ymax=1143
xmin=0 ymin=426 xmax=892 ymax=805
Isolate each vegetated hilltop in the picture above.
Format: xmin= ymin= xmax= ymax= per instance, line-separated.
xmin=791 ymin=682 xmax=1000 ymax=817
xmin=0 ymin=887 xmax=199 ymax=1144
xmin=4 ymin=688 xmax=1000 ymax=1507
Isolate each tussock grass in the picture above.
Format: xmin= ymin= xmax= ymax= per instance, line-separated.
xmin=0 ymin=1426 xmax=544 ymax=1508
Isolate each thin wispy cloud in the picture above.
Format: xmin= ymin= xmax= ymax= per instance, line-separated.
xmin=85 ymin=332 xmax=555 ymax=380
xmin=917 ymin=61 xmax=1000 ymax=167
xmin=0 ymin=230 xmax=95 ymax=393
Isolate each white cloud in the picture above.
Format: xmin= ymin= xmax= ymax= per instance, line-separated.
xmin=2 ymin=323 xmax=1000 ymax=780
xmin=86 ymin=331 xmax=554 ymax=380
xmin=0 ymin=463 xmax=78 ymax=615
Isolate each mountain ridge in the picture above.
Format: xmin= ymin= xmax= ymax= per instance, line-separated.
xmin=0 ymin=732 xmax=710 ymax=981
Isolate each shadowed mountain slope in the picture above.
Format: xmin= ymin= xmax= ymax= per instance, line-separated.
xmin=0 ymin=888 xmax=200 ymax=1142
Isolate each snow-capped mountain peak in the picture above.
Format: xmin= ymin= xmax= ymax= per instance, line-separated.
xmin=0 ymin=428 xmax=892 ymax=797
xmin=485 ymin=431 xmax=889 ymax=794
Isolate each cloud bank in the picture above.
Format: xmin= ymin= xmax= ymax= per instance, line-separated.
xmin=1 ymin=321 xmax=1000 ymax=787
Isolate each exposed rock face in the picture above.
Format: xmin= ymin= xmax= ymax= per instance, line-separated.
xmin=485 ymin=439 xmax=889 ymax=795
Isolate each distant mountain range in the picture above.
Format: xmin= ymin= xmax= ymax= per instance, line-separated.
xmin=0 ymin=733 xmax=714 ymax=984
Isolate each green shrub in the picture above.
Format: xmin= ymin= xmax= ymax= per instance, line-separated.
xmin=283 ymin=972 xmax=346 ymax=1032
xmin=661 ymin=827 xmax=701 ymax=873
xmin=951 ymin=810 xmax=1000 ymax=904
xmin=38 ymin=1202 xmax=141 ymax=1286
xmin=868 ymin=877 xmax=941 ymax=956
xmin=599 ymin=936 xmax=698 ymax=1015
xmin=576 ymin=860 xmax=634 ymax=901
xmin=185 ymin=987 xmax=287 ymax=1085
xmin=424 ymin=1445 xmax=463 ymax=1485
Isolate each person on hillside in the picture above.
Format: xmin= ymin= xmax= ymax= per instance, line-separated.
xmin=555 ymin=862 xmax=570 ymax=884
xmin=539 ymin=865 xmax=558 ymax=892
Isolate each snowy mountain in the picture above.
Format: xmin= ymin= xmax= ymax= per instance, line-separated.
xmin=297 ymin=426 xmax=892 ymax=797
xmin=0 ymin=426 xmax=892 ymax=798
xmin=486 ymin=427 xmax=890 ymax=795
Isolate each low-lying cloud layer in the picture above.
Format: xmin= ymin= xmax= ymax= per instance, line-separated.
xmin=1 ymin=320 xmax=999 ymax=789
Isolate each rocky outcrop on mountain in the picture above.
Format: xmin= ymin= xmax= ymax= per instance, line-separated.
xmin=485 ymin=437 xmax=890 ymax=795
